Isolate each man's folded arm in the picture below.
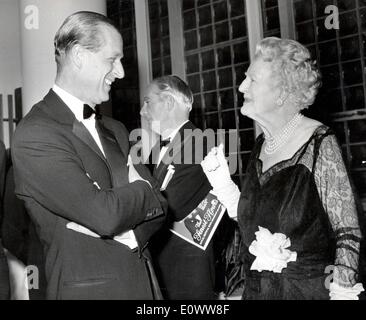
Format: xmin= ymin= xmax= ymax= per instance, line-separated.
xmin=167 ymin=165 xmax=211 ymax=221
xmin=12 ymin=125 xmax=164 ymax=237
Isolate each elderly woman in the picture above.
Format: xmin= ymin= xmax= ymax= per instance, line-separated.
xmin=202 ymin=37 xmax=364 ymax=300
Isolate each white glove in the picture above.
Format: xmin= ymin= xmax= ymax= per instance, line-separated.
xmin=329 ymin=282 xmax=364 ymax=300
xmin=201 ymin=144 xmax=240 ymax=219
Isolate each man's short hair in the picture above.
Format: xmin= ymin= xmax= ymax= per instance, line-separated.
xmin=54 ymin=11 xmax=119 ymax=70
xmin=152 ymin=75 xmax=194 ymax=111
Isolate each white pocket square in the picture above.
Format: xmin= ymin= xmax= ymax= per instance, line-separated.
xmin=160 ymin=165 xmax=175 ymax=191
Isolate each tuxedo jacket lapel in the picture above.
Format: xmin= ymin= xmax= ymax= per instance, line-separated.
xmin=96 ymin=120 xmax=129 ymax=187
xmin=43 ymin=89 xmax=112 ymax=181
xmin=98 ymin=118 xmax=129 ymax=160
xmin=153 ymin=121 xmax=195 ymax=185
xmin=72 ymin=120 xmax=106 ymax=161
xmin=153 ymin=156 xmax=169 ymax=186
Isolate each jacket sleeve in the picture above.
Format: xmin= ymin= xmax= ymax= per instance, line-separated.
xmin=12 ymin=122 xmax=164 ymax=237
xmin=164 ymin=163 xmax=212 ymax=221
xmin=132 ymin=163 xmax=168 ymax=248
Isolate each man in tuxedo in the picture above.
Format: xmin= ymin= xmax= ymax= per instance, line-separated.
xmin=11 ymin=11 xmax=166 ymax=300
xmin=2 ymin=159 xmax=47 ymax=300
xmin=140 ymin=75 xmax=217 ymax=299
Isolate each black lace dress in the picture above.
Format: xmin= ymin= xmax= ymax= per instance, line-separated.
xmin=237 ymin=126 xmax=362 ymax=300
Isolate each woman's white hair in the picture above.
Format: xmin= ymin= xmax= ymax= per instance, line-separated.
xmin=255 ymin=37 xmax=321 ymax=110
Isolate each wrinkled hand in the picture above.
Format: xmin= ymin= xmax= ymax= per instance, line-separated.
xmin=201 ymin=144 xmax=240 ymax=219
xmin=201 ymin=144 xmax=231 ymax=189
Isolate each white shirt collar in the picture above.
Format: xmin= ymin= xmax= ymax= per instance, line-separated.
xmin=52 ymin=84 xmax=86 ymax=122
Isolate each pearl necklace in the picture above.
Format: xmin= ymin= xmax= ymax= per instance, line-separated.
xmin=264 ymin=113 xmax=304 ymax=155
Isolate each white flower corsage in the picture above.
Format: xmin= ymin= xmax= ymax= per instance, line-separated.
xmin=248 ymin=226 xmax=297 ymax=273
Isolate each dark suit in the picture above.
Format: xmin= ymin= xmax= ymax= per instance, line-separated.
xmin=2 ymin=163 xmax=47 ymax=300
xmin=0 ymin=140 xmax=9 ymax=300
xmin=11 ymin=89 xmax=166 ymax=300
xmin=149 ymin=121 xmax=217 ymax=299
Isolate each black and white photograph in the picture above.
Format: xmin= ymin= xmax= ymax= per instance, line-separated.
xmin=0 ymin=0 xmax=365 ymax=307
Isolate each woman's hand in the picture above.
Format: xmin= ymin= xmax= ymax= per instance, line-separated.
xmin=201 ymin=144 xmax=240 ymax=219
xmin=201 ymin=144 xmax=231 ymax=189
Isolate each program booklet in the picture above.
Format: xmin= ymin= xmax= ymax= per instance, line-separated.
xmin=170 ymin=191 xmax=226 ymax=250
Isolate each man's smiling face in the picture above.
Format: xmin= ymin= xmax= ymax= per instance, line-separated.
xmin=79 ymin=25 xmax=125 ymax=106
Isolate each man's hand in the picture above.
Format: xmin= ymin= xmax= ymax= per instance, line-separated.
xmin=66 ymin=222 xmax=100 ymax=238
xmin=66 ymin=222 xmax=138 ymax=249
xmin=4 ymin=249 xmax=29 ymax=300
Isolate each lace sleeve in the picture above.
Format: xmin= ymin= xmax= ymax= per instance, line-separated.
xmin=314 ymin=134 xmax=362 ymax=288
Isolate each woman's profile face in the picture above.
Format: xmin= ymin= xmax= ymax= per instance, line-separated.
xmin=238 ymin=58 xmax=281 ymax=121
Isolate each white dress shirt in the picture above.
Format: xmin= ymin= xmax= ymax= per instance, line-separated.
xmin=53 ymin=85 xmax=106 ymax=157
xmin=157 ymin=120 xmax=189 ymax=165
xmin=53 ymin=84 xmax=137 ymax=249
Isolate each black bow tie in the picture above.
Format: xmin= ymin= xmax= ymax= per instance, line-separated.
xmin=83 ymin=104 xmax=101 ymax=120
xmin=160 ymin=138 xmax=171 ymax=148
